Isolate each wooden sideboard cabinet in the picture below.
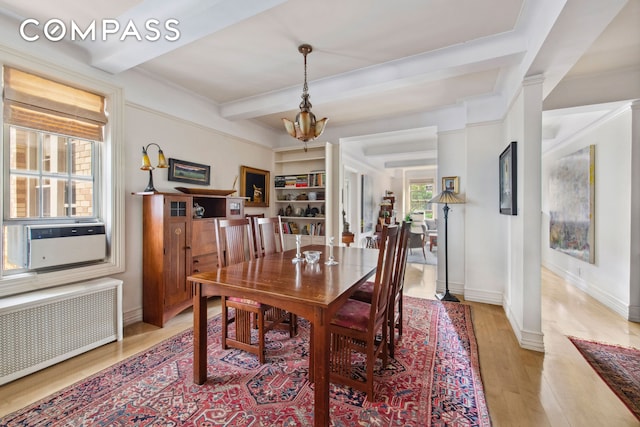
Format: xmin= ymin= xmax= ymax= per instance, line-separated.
xmin=141 ymin=192 xmax=244 ymax=327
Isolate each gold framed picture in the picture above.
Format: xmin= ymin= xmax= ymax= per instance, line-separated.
xmin=442 ymin=176 xmax=459 ymax=193
xmin=240 ymin=165 xmax=270 ymax=207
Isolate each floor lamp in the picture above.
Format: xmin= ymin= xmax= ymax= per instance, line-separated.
xmin=429 ymin=190 xmax=465 ymax=302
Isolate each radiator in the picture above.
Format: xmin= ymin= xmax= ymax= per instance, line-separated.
xmin=0 ymin=278 xmax=123 ymax=385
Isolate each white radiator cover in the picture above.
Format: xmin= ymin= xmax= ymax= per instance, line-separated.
xmin=0 ymin=278 xmax=123 ymax=385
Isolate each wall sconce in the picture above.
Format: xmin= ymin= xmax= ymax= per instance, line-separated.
xmin=140 ymin=143 xmax=168 ymax=192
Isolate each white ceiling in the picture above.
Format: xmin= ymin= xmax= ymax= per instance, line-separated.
xmin=0 ymin=0 xmax=638 ymax=170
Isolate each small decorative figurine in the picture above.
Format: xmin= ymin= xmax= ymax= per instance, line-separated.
xmin=193 ymin=203 xmax=205 ymax=218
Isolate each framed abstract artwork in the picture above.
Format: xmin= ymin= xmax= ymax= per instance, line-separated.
xmin=499 ymin=141 xmax=517 ymax=215
xmin=548 ymin=145 xmax=595 ymax=263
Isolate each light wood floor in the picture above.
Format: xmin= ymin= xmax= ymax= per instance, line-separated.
xmin=2 ymin=264 xmax=640 ymax=426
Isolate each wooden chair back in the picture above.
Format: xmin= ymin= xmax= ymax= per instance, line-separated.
xmin=245 ymin=213 xmax=265 ymax=257
xmin=215 ymin=218 xmax=255 ymax=267
xmin=388 ymin=221 xmax=410 ymax=356
xmin=391 ymin=221 xmax=411 ymax=301
xmin=369 ymin=224 xmax=399 ymax=336
xmin=254 ymin=216 xmax=285 ymax=256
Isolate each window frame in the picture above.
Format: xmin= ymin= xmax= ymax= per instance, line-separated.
xmin=0 ymin=52 xmax=125 ymax=298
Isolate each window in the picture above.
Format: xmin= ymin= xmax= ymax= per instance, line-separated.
xmin=409 ymin=180 xmax=434 ymax=218
xmin=7 ymin=127 xmax=95 ymax=219
xmin=1 ymin=62 xmax=124 ymax=295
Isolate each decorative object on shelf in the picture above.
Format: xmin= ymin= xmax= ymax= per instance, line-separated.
xmin=140 ymin=143 xmax=168 ymax=192
xmin=281 ymin=44 xmax=328 ymax=151
xmin=193 ymin=203 xmax=205 ymax=218
xmin=240 ymin=165 xmax=270 ymax=207
xmin=325 ymin=237 xmax=338 ymax=265
xmin=285 ymin=204 xmax=293 ymax=216
xmin=308 ymin=192 xmax=317 ymax=200
xmin=174 ymin=187 xmax=235 ymax=196
xmin=442 ymin=176 xmax=459 ymax=194
xmin=168 ymin=158 xmax=210 ymax=186
xmin=499 ymin=141 xmax=517 ymax=215
xmin=429 ymin=190 xmax=466 ymax=302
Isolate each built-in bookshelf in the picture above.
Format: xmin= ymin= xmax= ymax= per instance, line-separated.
xmin=274 ymin=144 xmax=333 ymax=250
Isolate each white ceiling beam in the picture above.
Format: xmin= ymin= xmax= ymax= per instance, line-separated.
xmin=89 ymin=0 xmax=287 ymax=74
xmin=220 ymin=32 xmax=527 ymax=120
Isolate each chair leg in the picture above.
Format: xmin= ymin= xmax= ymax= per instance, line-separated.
xmin=308 ymin=323 xmax=314 ymax=383
xmin=257 ymin=310 xmax=266 ymax=364
xmin=388 ymin=313 xmax=395 ymax=358
xmin=222 ymin=297 xmax=229 ymax=350
xmin=289 ymin=313 xmax=298 ymax=337
xmin=398 ymin=297 xmax=403 ymax=337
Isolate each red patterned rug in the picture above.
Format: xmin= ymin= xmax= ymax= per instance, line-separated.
xmin=569 ymin=336 xmax=640 ymax=421
xmin=1 ymin=297 xmax=490 ymax=426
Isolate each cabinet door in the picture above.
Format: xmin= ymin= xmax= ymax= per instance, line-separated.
xmin=164 ymin=200 xmax=191 ymax=309
xmin=192 ymin=219 xmax=216 ymax=257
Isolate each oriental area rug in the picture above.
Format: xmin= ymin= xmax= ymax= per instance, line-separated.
xmin=569 ymin=336 xmax=640 ymax=421
xmin=1 ymin=297 xmax=491 ymax=426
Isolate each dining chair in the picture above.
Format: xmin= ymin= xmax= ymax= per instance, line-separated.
xmin=350 ymin=221 xmax=410 ymax=357
xmin=254 ymin=216 xmax=285 ymax=256
xmin=328 ymin=223 xmax=399 ymax=400
xmin=216 ymin=217 xmax=291 ymax=363
xmin=253 ymin=216 xmax=297 ymax=337
xmin=245 ymin=213 xmax=265 ymax=258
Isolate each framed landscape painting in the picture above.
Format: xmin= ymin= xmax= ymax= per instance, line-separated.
xmin=168 ymin=158 xmax=210 ymax=186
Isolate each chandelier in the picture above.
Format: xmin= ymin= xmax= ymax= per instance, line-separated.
xmin=282 ymin=44 xmax=328 ymax=151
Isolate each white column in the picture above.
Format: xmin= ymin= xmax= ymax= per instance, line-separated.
xmin=520 ymin=75 xmax=544 ymax=351
xmin=629 ymin=100 xmax=640 ymax=321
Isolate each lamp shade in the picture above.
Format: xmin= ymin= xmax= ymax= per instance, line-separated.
xmin=429 ymin=190 xmax=465 ymax=205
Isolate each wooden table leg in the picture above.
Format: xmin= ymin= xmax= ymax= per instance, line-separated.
xmin=311 ymin=307 xmax=330 ymax=427
xmin=193 ymin=282 xmax=208 ymax=385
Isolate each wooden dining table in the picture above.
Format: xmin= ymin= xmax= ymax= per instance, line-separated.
xmin=188 ymin=244 xmax=379 ymax=427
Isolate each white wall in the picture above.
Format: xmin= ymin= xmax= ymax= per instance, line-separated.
xmin=542 ymin=109 xmax=633 ymax=317
xmin=116 ymin=104 xmax=274 ymax=323
xmin=464 ymin=122 xmax=507 ymax=304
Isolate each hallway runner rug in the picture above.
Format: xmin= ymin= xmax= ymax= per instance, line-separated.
xmin=1 ymin=297 xmax=491 ymax=426
xmin=569 ymin=337 xmax=640 ymax=421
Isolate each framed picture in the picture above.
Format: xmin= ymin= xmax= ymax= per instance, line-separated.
xmin=442 ymin=176 xmax=459 ymax=193
xmin=240 ymin=165 xmax=270 ymax=207
xmin=168 ymin=158 xmax=211 ymax=186
xmin=499 ymin=141 xmax=517 ymax=215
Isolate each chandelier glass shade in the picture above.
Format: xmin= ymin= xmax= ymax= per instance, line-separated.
xmin=282 ymin=44 xmax=328 ymax=150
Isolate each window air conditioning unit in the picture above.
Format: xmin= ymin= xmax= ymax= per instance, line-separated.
xmin=27 ymin=223 xmax=106 ymax=270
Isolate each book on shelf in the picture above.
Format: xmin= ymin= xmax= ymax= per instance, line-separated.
xmin=295 ymin=174 xmax=308 ymax=187
xmin=281 ymin=221 xmax=324 ymax=236
xmin=309 ymin=171 xmax=326 ymax=187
